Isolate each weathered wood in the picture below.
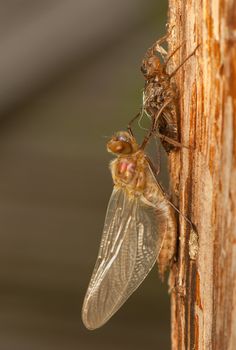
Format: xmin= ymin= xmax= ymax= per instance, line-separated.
xmin=167 ymin=0 xmax=236 ymax=349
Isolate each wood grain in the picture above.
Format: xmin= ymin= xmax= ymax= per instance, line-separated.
xmin=167 ymin=0 xmax=236 ymax=349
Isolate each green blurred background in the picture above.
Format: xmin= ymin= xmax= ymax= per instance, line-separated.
xmin=0 ymin=1 xmax=170 ymax=349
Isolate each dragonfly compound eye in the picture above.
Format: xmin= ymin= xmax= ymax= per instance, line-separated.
xmin=107 ymin=131 xmax=138 ymax=155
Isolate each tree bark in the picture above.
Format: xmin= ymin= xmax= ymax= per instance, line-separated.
xmin=167 ymin=0 xmax=236 ymax=349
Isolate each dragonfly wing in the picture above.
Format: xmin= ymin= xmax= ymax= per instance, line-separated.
xmin=82 ymin=187 xmax=162 ymax=330
xmin=117 ymin=196 xmax=164 ymax=304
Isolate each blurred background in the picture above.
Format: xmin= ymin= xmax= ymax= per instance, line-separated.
xmin=0 ymin=1 xmax=170 ymax=349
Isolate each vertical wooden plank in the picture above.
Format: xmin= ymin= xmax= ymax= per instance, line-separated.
xmin=167 ymin=0 xmax=236 ymax=349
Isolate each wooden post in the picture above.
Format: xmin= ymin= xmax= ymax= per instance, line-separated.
xmin=167 ymin=0 xmax=236 ymax=349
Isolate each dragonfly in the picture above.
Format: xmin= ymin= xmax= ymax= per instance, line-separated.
xmin=129 ymin=31 xmax=199 ymax=153
xmin=82 ymin=130 xmax=177 ymax=330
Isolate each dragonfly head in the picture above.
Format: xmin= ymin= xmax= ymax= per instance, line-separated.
xmin=141 ymin=56 xmax=163 ymax=80
xmin=107 ymin=131 xmax=139 ymax=155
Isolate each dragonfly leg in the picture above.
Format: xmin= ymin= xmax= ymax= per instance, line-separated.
xmin=169 ymin=43 xmax=200 ymax=79
xmin=157 ymin=132 xmax=191 ymax=150
xmin=140 ymin=99 xmax=173 ymax=150
xmin=127 ymin=112 xmax=140 ymax=136
xmin=144 ymin=26 xmax=175 ymax=61
xmin=165 ymin=40 xmax=186 ymax=65
xmin=146 ymin=156 xmax=161 ymax=178
xmin=154 ymin=25 xmax=175 ymax=47
xmin=157 ymin=182 xmax=196 ymax=231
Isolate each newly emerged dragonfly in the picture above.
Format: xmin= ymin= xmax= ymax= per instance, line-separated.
xmin=82 ymin=131 xmax=176 ymax=330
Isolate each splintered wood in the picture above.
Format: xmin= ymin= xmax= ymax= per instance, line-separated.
xmin=167 ymin=0 xmax=236 ymax=349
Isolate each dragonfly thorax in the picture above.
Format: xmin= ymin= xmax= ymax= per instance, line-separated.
xmin=111 ymin=153 xmax=146 ymax=194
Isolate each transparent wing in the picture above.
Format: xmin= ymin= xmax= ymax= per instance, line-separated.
xmin=82 ymin=187 xmax=164 ymax=330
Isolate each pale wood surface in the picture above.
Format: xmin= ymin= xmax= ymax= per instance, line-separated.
xmin=167 ymin=0 xmax=236 ymax=349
